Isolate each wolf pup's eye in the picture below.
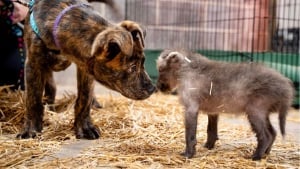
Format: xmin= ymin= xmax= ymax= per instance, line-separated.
xmin=158 ymin=67 xmax=164 ymax=72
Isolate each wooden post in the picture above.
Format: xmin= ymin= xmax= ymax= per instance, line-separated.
xmin=268 ymin=0 xmax=277 ymax=51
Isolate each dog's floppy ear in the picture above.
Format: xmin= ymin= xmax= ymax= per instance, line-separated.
xmin=118 ymin=20 xmax=146 ymax=50
xmin=106 ymin=42 xmax=120 ymax=61
xmin=91 ymin=28 xmax=133 ymax=60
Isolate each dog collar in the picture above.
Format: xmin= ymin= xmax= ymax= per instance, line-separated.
xmin=53 ymin=3 xmax=89 ymax=48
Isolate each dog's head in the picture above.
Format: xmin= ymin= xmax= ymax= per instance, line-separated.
xmin=156 ymin=50 xmax=187 ymax=93
xmin=89 ymin=21 xmax=155 ymax=100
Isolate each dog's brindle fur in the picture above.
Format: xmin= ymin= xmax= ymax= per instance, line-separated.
xmin=156 ymin=49 xmax=294 ymax=160
xmin=18 ymin=0 xmax=155 ymax=139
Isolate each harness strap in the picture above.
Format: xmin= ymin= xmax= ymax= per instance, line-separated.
xmin=29 ymin=0 xmax=41 ymax=38
xmin=29 ymin=12 xmax=40 ymax=37
xmin=29 ymin=0 xmax=34 ymax=10
xmin=53 ymin=4 xmax=89 ymax=48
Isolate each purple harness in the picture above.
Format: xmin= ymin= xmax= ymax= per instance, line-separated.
xmin=53 ymin=4 xmax=89 ymax=48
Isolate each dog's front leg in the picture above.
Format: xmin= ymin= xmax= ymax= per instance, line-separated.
xmin=74 ymin=67 xmax=100 ymax=139
xmin=17 ymin=57 xmax=47 ymax=138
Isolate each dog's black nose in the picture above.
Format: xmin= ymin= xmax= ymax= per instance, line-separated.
xmin=148 ymin=85 xmax=156 ymax=94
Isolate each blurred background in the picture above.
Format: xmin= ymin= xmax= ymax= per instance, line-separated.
xmin=57 ymin=0 xmax=300 ymax=107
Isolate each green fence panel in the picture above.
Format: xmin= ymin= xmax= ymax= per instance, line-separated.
xmin=144 ymin=50 xmax=161 ymax=82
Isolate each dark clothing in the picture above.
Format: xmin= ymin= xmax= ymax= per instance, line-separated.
xmin=0 ymin=0 xmax=25 ymax=90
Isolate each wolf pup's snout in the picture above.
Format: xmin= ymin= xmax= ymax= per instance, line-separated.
xmin=156 ymin=81 xmax=168 ymax=92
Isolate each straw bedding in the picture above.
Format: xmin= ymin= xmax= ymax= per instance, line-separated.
xmin=0 ymin=86 xmax=299 ymax=168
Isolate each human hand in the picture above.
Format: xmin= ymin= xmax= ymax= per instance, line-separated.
xmin=10 ymin=1 xmax=29 ymax=24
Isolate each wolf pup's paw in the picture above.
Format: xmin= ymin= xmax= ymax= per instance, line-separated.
xmin=180 ymin=148 xmax=195 ymax=159
xmin=204 ymin=140 xmax=216 ymax=150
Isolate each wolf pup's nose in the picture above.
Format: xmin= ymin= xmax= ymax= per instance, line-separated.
xmin=156 ymin=82 xmax=168 ymax=92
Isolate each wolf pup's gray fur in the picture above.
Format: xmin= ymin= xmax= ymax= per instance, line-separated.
xmin=156 ymin=49 xmax=294 ymax=160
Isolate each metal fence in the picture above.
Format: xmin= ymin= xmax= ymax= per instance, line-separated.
xmin=125 ymin=0 xmax=299 ymax=52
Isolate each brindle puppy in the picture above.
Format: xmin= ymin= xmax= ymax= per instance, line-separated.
xmin=156 ymin=49 xmax=294 ymax=160
xmin=17 ymin=0 xmax=155 ymax=139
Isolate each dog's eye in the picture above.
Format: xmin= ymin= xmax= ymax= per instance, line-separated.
xmin=128 ymin=65 xmax=137 ymax=73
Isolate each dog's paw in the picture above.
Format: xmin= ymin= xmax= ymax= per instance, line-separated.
xmin=75 ymin=123 xmax=100 ymax=140
xmin=16 ymin=130 xmax=37 ymax=139
xmin=16 ymin=120 xmax=43 ymax=139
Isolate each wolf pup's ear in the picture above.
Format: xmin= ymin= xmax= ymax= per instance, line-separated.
xmin=166 ymin=51 xmax=185 ymax=63
xmin=91 ymin=28 xmax=133 ymax=60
